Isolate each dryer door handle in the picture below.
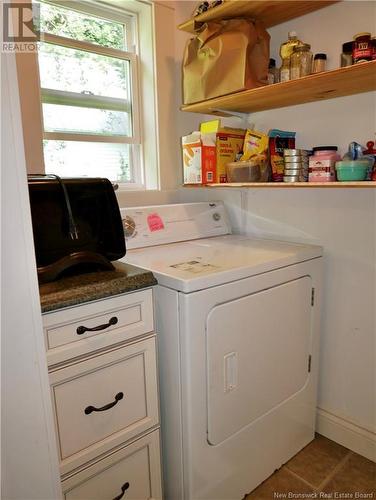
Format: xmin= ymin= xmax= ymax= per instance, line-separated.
xmin=224 ymin=352 xmax=238 ymax=393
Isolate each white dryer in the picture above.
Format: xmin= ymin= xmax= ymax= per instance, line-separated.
xmin=120 ymin=202 xmax=322 ymax=500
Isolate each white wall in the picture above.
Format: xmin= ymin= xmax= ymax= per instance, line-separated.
xmin=116 ymin=1 xmax=182 ymax=207
xmin=1 ymin=53 xmax=62 ymax=500
xmin=244 ymin=1 xmax=376 ymax=439
xmin=174 ymin=1 xmax=376 ymax=459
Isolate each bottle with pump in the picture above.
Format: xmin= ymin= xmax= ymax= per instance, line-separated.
xmin=279 ymin=31 xmax=304 ymax=82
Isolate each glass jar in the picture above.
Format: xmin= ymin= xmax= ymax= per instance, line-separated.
xmin=267 ymin=58 xmax=280 ymax=84
xmin=353 ymin=32 xmax=372 ymax=63
xmin=280 ymin=58 xmax=290 ymax=82
xmin=290 ymin=44 xmax=313 ymax=79
xmin=313 ymin=53 xmax=327 ymax=73
xmin=341 ymin=41 xmax=353 ymax=67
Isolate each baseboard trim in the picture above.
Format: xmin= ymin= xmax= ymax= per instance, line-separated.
xmin=316 ymin=408 xmax=376 ymax=462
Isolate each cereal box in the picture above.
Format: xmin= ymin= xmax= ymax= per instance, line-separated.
xmin=201 ymin=120 xmax=245 ymax=183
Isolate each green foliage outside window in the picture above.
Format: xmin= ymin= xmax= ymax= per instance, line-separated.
xmin=38 ymin=2 xmax=125 ymax=50
xmin=37 ymin=1 xmax=132 ymax=181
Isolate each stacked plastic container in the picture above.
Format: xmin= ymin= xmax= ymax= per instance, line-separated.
xmin=283 ymin=149 xmax=309 ymax=182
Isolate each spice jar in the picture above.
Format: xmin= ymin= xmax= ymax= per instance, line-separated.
xmin=313 ymin=53 xmax=327 ymax=73
xmin=372 ymin=37 xmax=376 ymax=60
xmin=341 ymin=41 xmax=353 ymax=67
xmin=290 ymin=44 xmax=313 ymax=79
xmin=353 ymin=32 xmax=372 ymax=63
xmin=267 ymin=58 xmax=280 ymax=84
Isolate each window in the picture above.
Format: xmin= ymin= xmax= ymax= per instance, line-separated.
xmin=33 ymin=0 xmax=157 ymax=189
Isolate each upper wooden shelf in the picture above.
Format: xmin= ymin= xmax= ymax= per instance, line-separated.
xmin=178 ymin=0 xmax=339 ymax=33
xmin=184 ymin=182 xmax=376 ymax=188
xmin=181 ymin=61 xmax=376 ymax=115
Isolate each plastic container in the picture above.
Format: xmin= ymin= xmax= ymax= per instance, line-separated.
xmin=309 ymin=146 xmax=341 ymax=182
xmin=226 ymin=161 xmax=261 ymax=182
xmin=284 ymin=157 xmax=303 ymax=164
xmin=283 ymin=175 xmax=300 ymax=183
xmin=284 ymin=149 xmax=308 ymax=157
xmin=279 ymin=31 xmax=304 ymax=82
xmin=284 ymin=169 xmax=301 ymax=175
xmin=280 ymin=31 xmax=304 ymax=61
xmin=335 ymin=160 xmax=369 ymax=181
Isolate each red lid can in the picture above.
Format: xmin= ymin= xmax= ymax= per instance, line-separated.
xmin=353 ymin=32 xmax=372 ymax=63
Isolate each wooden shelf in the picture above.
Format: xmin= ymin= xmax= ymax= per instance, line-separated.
xmin=181 ymin=61 xmax=376 ymax=116
xmin=184 ymin=182 xmax=376 ymax=188
xmin=179 ymin=1 xmax=376 ymax=191
xmin=178 ymin=0 xmax=338 ymax=33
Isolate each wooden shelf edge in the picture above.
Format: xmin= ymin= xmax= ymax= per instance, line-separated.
xmin=183 ymin=182 xmax=376 ymax=188
xmin=178 ymin=0 xmax=339 ymax=33
xmin=181 ymin=61 xmax=376 ymax=115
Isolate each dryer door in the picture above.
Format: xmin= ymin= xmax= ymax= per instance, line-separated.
xmin=206 ymin=276 xmax=312 ymax=445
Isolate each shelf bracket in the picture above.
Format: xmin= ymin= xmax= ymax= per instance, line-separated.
xmin=209 ymin=108 xmax=253 ymax=127
xmin=210 ymin=108 xmax=250 ymax=119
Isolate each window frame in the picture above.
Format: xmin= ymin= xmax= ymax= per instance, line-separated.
xmin=34 ymin=0 xmax=158 ymax=190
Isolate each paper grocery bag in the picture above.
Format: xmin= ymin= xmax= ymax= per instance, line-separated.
xmin=183 ymin=19 xmax=270 ymax=105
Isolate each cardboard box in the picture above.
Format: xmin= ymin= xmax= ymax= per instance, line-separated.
xmin=201 ymin=120 xmax=245 ymax=183
xmin=182 ymin=131 xmax=217 ymax=185
xmin=182 ymin=132 xmax=202 ymax=184
xmin=201 ymin=132 xmax=216 ymax=184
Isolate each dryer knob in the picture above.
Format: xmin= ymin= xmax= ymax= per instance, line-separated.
xmin=213 ymin=212 xmax=221 ymax=221
xmin=122 ymin=216 xmax=136 ymax=238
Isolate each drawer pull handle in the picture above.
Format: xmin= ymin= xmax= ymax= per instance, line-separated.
xmin=76 ymin=316 xmax=118 ymax=335
xmin=84 ymin=392 xmax=124 ymax=415
xmin=113 ymin=482 xmax=129 ymax=500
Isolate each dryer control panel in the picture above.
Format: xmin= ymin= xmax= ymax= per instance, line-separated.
xmin=120 ymin=202 xmax=231 ymax=249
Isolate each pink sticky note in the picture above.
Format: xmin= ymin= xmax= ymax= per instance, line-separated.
xmin=147 ymin=213 xmax=165 ymax=232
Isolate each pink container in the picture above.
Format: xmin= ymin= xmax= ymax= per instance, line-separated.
xmin=309 ymin=147 xmax=341 ymax=182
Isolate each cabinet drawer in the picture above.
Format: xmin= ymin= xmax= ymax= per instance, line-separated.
xmin=50 ymin=337 xmax=159 ymax=475
xmin=44 ymin=289 xmax=154 ymax=366
xmin=62 ymin=430 xmax=162 ymax=500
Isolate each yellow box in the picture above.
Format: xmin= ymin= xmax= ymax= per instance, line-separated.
xmin=200 ymin=121 xmax=245 ymax=183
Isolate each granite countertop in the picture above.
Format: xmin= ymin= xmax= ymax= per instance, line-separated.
xmin=39 ymin=261 xmax=157 ymax=313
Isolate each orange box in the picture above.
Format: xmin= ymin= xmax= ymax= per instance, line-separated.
xmin=201 ymin=133 xmax=216 ymax=184
xmin=200 ymin=120 xmax=245 ymax=183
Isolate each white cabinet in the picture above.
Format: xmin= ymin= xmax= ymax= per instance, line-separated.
xmin=62 ymin=430 xmax=162 ymax=500
xmin=43 ymin=288 xmax=162 ymax=499
xmin=43 ymin=289 xmax=154 ymax=366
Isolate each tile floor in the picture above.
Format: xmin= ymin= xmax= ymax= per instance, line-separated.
xmin=246 ymin=434 xmax=376 ymax=499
